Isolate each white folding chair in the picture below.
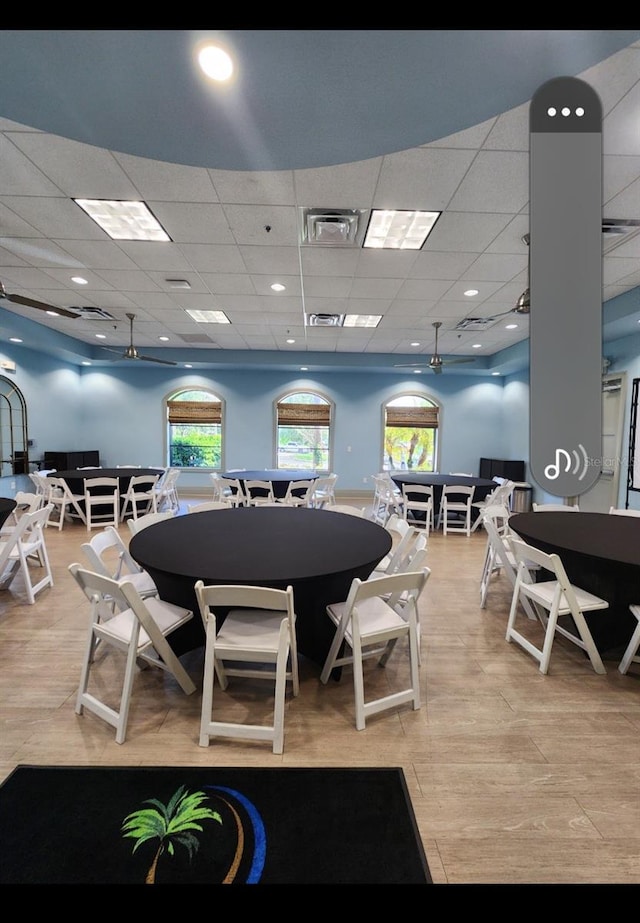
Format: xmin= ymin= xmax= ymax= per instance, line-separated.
xmin=120 ymin=474 xmax=159 ymax=522
xmin=609 ymin=507 xmax=640 ymax=517
xmin=84 ymin=476 xmax=120 ymax=531
xmin=127 ymin=509 xmax=176 ymax=536
xmin=194 ymin=581 xmax=300 ymax=754
xmin=153 ymin=467 xmax=181 ymax=513
xmin=243 ymin=479 xmax=276 ymax=506
xmin=532 ymin=503 xmax=580 ymax=512
xmin=0 ymin=491 xmax=42 ymax=535
xmin=320 ymin=569 xmax=429 ymax=731
xmin=46 ymin=476 xmax=87 ymax=530
xmin=278 ymin=479 xmax=315 ymax=507
xmin=470 ymin=480 xmax=514 ymax=532
xmin=308 ymin=473 xmax=338 ymax=509
xmin=81 ymin=526 xmax=158 ymax=600
xmin=618 ymin=605 xmax=640 ymax=674
xmin=401 ymin=483 xmax=434 ymax=533
xmin=505 ymin=537 xmax=609 ymax=675
xmin=69 ymin=563 xmax=196 ymax=744
xmin=0 ymin=504 xmax=54 ymax=604
xmin=479 ymin=507 xmax=539 ymax=621
xmin=187 ymin=500 xmax=233 ymax=513
xmin=439 ymin=484 xmax=475 ymax=535
xmin=215 ymin=476 xmax=245 ymax=507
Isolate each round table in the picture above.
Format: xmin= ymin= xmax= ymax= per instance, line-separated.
xmin=0 ymin=498 xmax=17 ymax=528
xmin=390 ymin=473 xmax=497 ymax=522
xmin=48 ymin=467 xmax=164 ymax=494
xmin=220 ymin=469 xmax=318 ymax=500
xmin=129 ymin=505 xmax=392 ymax=665
xmin=510 ymin=511 xmax=640 ymax=655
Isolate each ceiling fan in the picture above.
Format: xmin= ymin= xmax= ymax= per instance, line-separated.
xmin=101 ymin=313 xmax=178 ymax=366
xmin=394 ymin=322 xmax=475 ymax=374
xmin=0 ymin=280 xmax=80 ymax=320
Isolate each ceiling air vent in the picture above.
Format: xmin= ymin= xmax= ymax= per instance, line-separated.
xmin=70 ymin=306 xmax=116 ymax=320
xmin=454 ymin=317 xmax=498 ymax=331
xmin=306 ymin=313 xmax=345 ymax=327
xmin=302 ymin=209 xmax=361 ymax=246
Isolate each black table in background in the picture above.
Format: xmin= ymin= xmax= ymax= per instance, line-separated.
xmin=0 ymin=498 xmax=17 ymax=529
xmin=129 ymin=505 xmax=391 ymax=666
xmin=510 ymin=511 xmax=640 ymax=656
xmin=390 ymin=473 xmax=496 ymax=520
xmin=220 ymin=469 xmax=318 ymax=499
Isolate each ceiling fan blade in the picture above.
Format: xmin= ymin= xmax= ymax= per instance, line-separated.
xmin=135 ymin=353 xmax=178 ymax=366
xmin=1 ymin=289 xmax=79 ymax=319
xmin=442 ymin=357 xmax=475 ymax=365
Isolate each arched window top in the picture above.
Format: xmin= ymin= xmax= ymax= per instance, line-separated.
xmin=386 ymin=393 xmax=439 ymax=408
xmin=278 ymin=390 xmax=330 ymax=405
xmin=168 ymin=388 xmax=221 ymax=402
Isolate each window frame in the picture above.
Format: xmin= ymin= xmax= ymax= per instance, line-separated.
xmin=382 ymin=391 xmax=440 ymax=473
xmin=274 ymin=389 xmax=334 ymax=472
xmin=165 ymin=387 xmax=224 ymax=471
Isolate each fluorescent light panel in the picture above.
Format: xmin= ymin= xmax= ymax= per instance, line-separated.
xmin=186 ymin=309 xmax=231 ymax=324
xmin=363 ymin=209 xmax=440 ymax=250
xmin=343 ymin=314 xmax=382 ymax=327
xmin=74 ymin=199 xmax=171 ymax=241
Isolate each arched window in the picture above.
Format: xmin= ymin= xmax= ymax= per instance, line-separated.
xmin=166 ymin=389 xmax=223 ymax=469
xmin=383 ymin=394 xmax=439 ymax=472
xmin=275 ymin=391 xmax=332 ymax=471
xmin=0 ymin=376 xmax=29 ymax=477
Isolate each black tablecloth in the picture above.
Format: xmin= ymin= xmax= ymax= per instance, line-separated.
xmin=129 ymin=505 xmax=391 ymax=665
xmin=0 ymin=498 xmax=17 ymax=528
xmin=48 ymin=467 xmax=164 ymax=495
xmin=220 ymin=469 xmax=318 ymax=499
xmin=510 ymin=511 xmax=640 ymax=655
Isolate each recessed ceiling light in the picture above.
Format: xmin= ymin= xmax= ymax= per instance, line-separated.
xmin=271 ymin=283 xmax=286 ymax=292
xmin=9 ymin=337 xmax=22 ymax=343
xmin=410 ymin=341 xmax=420 ymax=347
xmin=505 ymin=323 xmax=518 ymax=329
xmin=186 ymin=309 xmax=231 ymax=324
xmin=81 ymin=361 xmax=91 ymax=366
xmin=363 ymin=209 xmax=440 ymax=250
xmin=413 ymin=369 xmax=422 ymax=374
xmin=74 ymin=198 xmax=171 ymax=241
xmin=158 ymin=336 xmax=170 ymax=342
xmin=71 ymin=276 xmax=88 ymax=285
xmin=300 ymin=367 xmax=308 ymax=371
xmin=197 ymin=43 xmax=234 ymax=81
xmin=45 ymin=310 xmax=60 ymax=317
xmin=286 ymin=338 xmax=295 ymax=344
xmin=472 ymin=343 xmax=482 ymax=349
xmin=491 ymin=371 xmax=501 ymax=376
xmin=95 ymin=333 xmax=106 ymax=339
xmin=184 ymin=364 xmax=193 ymax=368
xmin=464 ymin=289 xmax=479 ymax=297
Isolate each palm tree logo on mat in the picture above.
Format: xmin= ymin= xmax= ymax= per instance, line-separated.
xmin=121 ymin=784 xmax=267 ymax=883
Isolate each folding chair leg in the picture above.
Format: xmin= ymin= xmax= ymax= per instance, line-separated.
xmin=619 ymin=613 xmax=640 ymax=674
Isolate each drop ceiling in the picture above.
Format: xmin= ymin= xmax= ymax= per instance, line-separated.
xmin=0 ymin=30 xmax=640 ymax=375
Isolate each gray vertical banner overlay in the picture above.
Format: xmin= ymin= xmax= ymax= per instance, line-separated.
xmin=529 ymin=77 xmax=602 ymax=497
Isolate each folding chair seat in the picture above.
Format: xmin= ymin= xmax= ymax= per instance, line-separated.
xmin=84 ymin=476 xmax=120 ymax=531
xmin=439 ymin=484 xmax=475 ymax=535
xmin=278 ymin=479 xmax=315 ymax=507
xmin=120 ymin=474 xmax=159 ymax=522
xmin=243 ymin=479 xmax=276 ymax=506
xmin=618 ymin=605 xmax=640 ymax=674
xmin=46 ymin=476 xmax=86 ymax=530
xmin=505 ymin=537 xmax=609 ymax=675
xmin=81 ymin=526 xmax=158 ymax=600
xmin=194 ymin=581 xmax=300 ymax=754
xmin=401 ymin=483 xmax=434 ymax=533
xmin=127 ymin=509 xmax=176 ymax=536
xmin=320 ymin=569 xmax=430 ymax=730
xmin=0 ymin=504 xmax=54 ymax=604
xmin=69 ymin=564 xmax=196 ymax=744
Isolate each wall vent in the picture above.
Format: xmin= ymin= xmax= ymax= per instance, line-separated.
xmin=453 ymin=317 xmax=499 ymax=331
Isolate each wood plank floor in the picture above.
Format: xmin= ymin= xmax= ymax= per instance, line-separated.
xmin=2 ymin=498 xmax=640 ymax=885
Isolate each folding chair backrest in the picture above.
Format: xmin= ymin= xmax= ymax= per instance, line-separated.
xmin=81 ymin=526 xmax=139 ymax=582
xmin=127 ymin=510 xmax=176 ymax=535
xmin=195 ymin=582 xmax=294 ymax=628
